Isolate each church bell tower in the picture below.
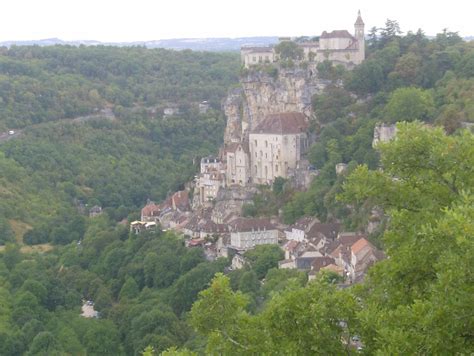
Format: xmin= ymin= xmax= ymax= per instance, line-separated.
xmin=354 ymin=10 xmax=365 ymax=62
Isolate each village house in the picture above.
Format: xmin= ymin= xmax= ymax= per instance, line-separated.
xmin=328 ymin=232 xmax=365 ymax=270
xmin=349 ymin=238 xmax=385 ymax=282
xmin=200 ymin=156 xmax=221 ymax=173
xmin=225 ymin=142 xmax=251 ymax=186
xmin=241 ymin=46 xmax=275 ymax=68
xmin=195 ymin=156 xmax=226 ymax=206
xmin=285 ymin=216 xmax=341 ymax=245
xmin=229 ymin=217 xmax=279 ymax=250
xmin=141 ymin=201 xmax=161 ymax=222
xmin=89 ymin=205 xmax=103 ymax=218
xmin=249 ymin=112 xmax=309 ymax=185
xmin=279 ymin=228 xmax=383 ymax=283
xmin=284 ymin=216 xmax=320 ymax=242
xmin=307 ymin=256 xmax=336 ymax=281
xmin=326 ymin=232 xmax=385 ymax=283
xmin=182 ymin=209 xmax=230 ymax=239
xmin=130 ymin=221 xmax=157 ymax=234
xmin=242 ymin=11 xmax=365 ymax=68
xmin=195 ymin=169 xmax=225 ymax=205
xmin=136 ymin=191 xmax=191 ymax=233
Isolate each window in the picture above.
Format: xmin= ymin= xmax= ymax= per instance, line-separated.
xmin=254 ymin=140 xmax=257 ymax=147
xmin=265 ymin=140 xmax=268 ymax=148
xmin=260 ymin=150 xmax=263 ymax=157
xmin=254 ymin=165 xmax=257 ymax=174
xmin=275 ymin=165 xmax=279 ymax=172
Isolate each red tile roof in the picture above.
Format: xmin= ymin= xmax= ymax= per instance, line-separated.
xmin=338 ymin=232 xmax=366 ymax=246
xmin=251 ymin=112 xmax=308 ymax=135
xmin=351 ymin=238 xmax=372 ymax=254
xmin=141 ymin=202 xmax=161 ymax=217
xmin=171 ymin=190 xmax=190 ymax=211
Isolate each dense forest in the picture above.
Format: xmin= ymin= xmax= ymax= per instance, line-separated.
xmin=0 ymin=46 xmax=239 ymax=246
xmin=0 ymin=45 xmax=239 ymax=130
xmin=0 ymin=21 xmax=473 ymax=355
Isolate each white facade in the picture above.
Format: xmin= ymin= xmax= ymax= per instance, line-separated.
xmin=226 ymin=144 xmax=250 ymax=186
xmin=230 ymin=229 xmax=278 ymax=250
xmin=241 ymin=47 xmax=275 ymax=68
xmin=249 ymin=133 xmax=307 ymax=184
xmin=285 ymin=227 xmax=306 ymax=242
xmin=319 ymin=36 xmax=353 ymax=51
xmin=196 ymin=171 xmax=224 ymax=204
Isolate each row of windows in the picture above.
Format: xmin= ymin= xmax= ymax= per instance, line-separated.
xmin=254 ymin=150 xmax=280 ymax=159
xmin=254 ymin=138 xmax=280 ymax=147
xmin=251 ymin=55 xmax=271 ymax=62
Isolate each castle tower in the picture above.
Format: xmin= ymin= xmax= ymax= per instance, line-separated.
xmin=354 ymin=10 xmax=365 ymax=63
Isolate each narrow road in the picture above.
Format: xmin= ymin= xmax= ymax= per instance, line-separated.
xmin=0 ymin=108 xmax=116 ymax=144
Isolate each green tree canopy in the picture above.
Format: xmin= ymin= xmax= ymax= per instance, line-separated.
xmin=384 ymin=87 xmax=434 ymax=122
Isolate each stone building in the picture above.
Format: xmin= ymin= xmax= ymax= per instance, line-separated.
xmin=241 ymin=46 xmax=276 ymax=68
xmin=195 ymin=170 xmax=225 ymax=205
xmin=200 ymin=156 xmax=221 ymax=173
xmin=229 ymin=217 xmax=279 ymax=250
xmin=241 ymin=11 xmax=365 ymax=67
xmin=195 ymin=156 xmax=226 ymax=206
xmin=249 ymin=112 xmax=309 ymax=185
xmin=225 ymin=142 xmax=250 ymax=186
xmin=141 ymin=201 xmax=162 ymax=222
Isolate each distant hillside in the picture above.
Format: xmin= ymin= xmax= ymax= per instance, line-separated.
xmin=0 ymin=37 xmax=280 ymax=51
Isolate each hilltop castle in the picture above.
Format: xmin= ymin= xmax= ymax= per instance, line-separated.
xmin=241 ymin=11 xmax=365 ymax=68
xmin=191 ymin=11 xmax=368 ymax=205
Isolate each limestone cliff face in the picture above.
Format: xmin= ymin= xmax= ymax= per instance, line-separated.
xmin=223 ymin=88 xmax=243 ymax=143
xmin=223 ymin=65 xmax=329 ymax=143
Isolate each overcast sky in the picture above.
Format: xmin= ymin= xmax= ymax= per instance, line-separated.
xmin=2 ymin=0 xmax=473 ymax=42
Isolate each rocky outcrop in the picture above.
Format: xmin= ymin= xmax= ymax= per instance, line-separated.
xmin=223 ymin=64 xmax=330 ymax=143
xmin=373 ymin=123 xmax=397 ymax=147
xmin=223 ymin=88 xmax=244 ymax=143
